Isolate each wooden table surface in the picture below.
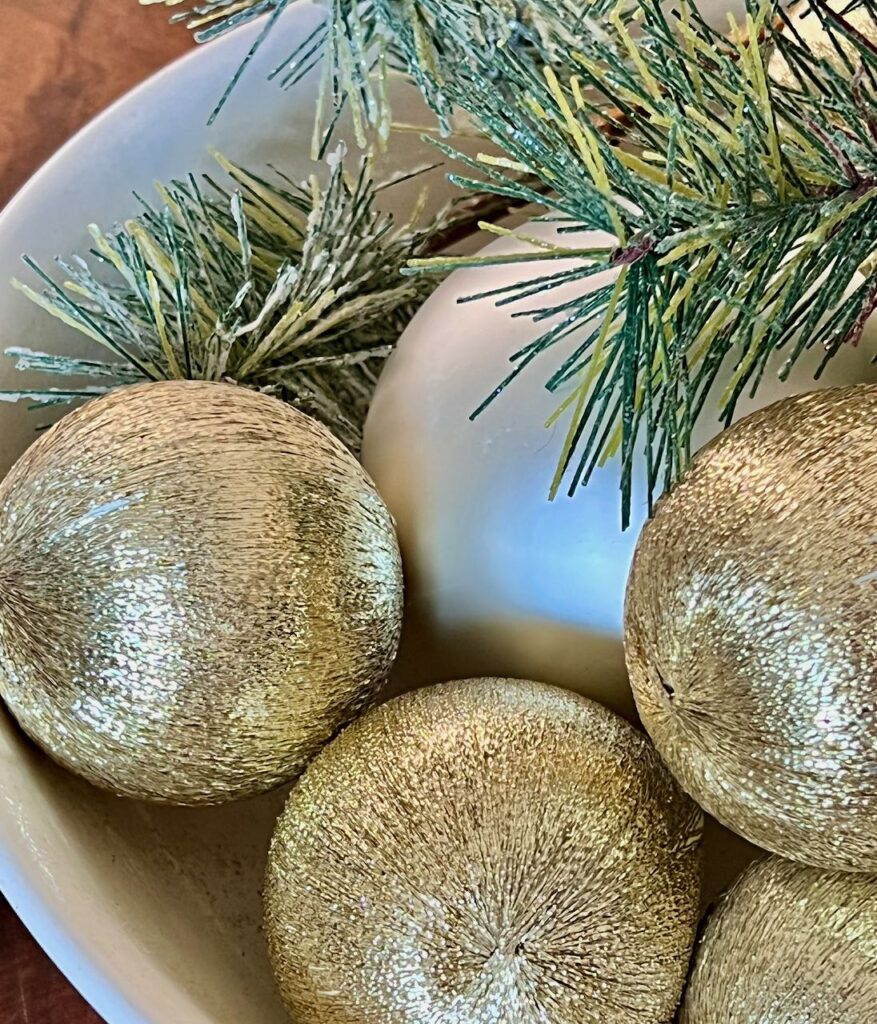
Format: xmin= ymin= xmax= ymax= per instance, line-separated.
xmin=0 ymin=3 xmax=192 ymax=1019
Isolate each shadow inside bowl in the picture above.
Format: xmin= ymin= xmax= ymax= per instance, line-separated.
xmin=1 ymin=704 xmax=290 ymax=1021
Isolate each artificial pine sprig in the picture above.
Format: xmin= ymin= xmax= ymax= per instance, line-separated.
xmin=8 ymin=151 xmax=453 ymax=452
xmin=141 ymin=0 xmax=604 ymax=153
xmin=409 ymin=0 xmax=877 ymax=524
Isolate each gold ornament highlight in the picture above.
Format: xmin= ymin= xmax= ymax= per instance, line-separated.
xmin=625 ymin=385 xmax=877 ymax=871
xmin=264 ymin=677 xmax=703 ymax=1024
xmin=0 ymin=380 xmax=403 ymax=804
xmin=681 ymin=856 xmax=877 ymax=1023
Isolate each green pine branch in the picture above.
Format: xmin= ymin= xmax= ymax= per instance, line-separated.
xmin=8 ymin=151 xmax=455 ymax=452
xmin=407 ymin=0 xmax=877 ymax=525
xmin=34 ymin=0 xmax=877 ymax=525
xmin=141 ymin=0 xmax=605 ymax=153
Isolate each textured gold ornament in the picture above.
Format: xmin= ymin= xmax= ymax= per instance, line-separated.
xmin=264 ymin=677 xmax=703 ymax=1024
xmin=626 ymin=385 xmax=877 ymax=872
xmin=681 ymin=855 xmax=877 ymax=1023
xmin=0 ymin=380 xmax=403 ymax=804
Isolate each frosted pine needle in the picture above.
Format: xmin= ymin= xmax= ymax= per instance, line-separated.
xmin=9 ymin=151 xmax=451 ymax=452
xmin=140 ymin=0 xmax=606 ymax=152
xmin=409 ymin=0 xmax=877 ymax=524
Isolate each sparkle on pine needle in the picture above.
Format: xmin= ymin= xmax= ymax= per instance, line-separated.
xmin=408 ymin=0 xmax=877 ymax=524
xmin=140 ymin=0 xmax=606 ymax=154
xmin=8 ymin=151 xmax=453 ymax=452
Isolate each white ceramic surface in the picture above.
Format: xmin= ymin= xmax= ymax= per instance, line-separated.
xmin=0 ymin=7 xmax=470 ymax=1023
xmin=0 ymin=3 xmax=868 ymax=1021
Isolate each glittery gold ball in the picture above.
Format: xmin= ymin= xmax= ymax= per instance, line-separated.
xmin=681 ymin=856 xmax=877 ymax=1023
xmin=0 ymin=380 xmax=402 ymax=804
xmin=264 ymin=678 xmax=703 ymax=1024
xmin=625 ymin=385 xmax=877 ymax=871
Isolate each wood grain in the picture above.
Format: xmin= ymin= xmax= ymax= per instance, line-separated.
xmin=0 ymin=0 xmax=193 ymax=208
xmin=0 ymin=3 xmax=193 ymax=1019
xmin=0 ymin=895 xmax=103 ymax=1024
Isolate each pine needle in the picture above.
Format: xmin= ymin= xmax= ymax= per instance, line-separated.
xmin=408 ymin=0 xmax=877 ymax=525
xmin=8 ymin=150 xmax=454 ymax=452
xmin=142 ymin=0 xmax=609 ymax=152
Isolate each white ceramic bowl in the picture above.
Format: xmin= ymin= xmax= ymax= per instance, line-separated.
xmin=0 ymin=7 xmax=468 ymax=1022
xmin=0 ymin=2 xmax=840 ymax=1020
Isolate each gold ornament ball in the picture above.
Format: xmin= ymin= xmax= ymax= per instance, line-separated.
xmin=0 ymin=380 xmax=403 ymax=804
xmin=681 ymin=855 xmax=877 ymax=1023
xmin=264 ymin=677 xmax=703 ymax=1024
xmin=625 ymin=384 xmax=877 ymax=871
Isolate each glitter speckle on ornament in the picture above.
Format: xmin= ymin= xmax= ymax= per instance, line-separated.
xmin=264 ymin=677 xmax=703 ymax=1024
xmin=0 ymin=380 xmax=403 ymax=804
xmin=626 ymin=385 xmax=877 ymax=871
xmin=681 ymin=856 xmax=877 ymax=1023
